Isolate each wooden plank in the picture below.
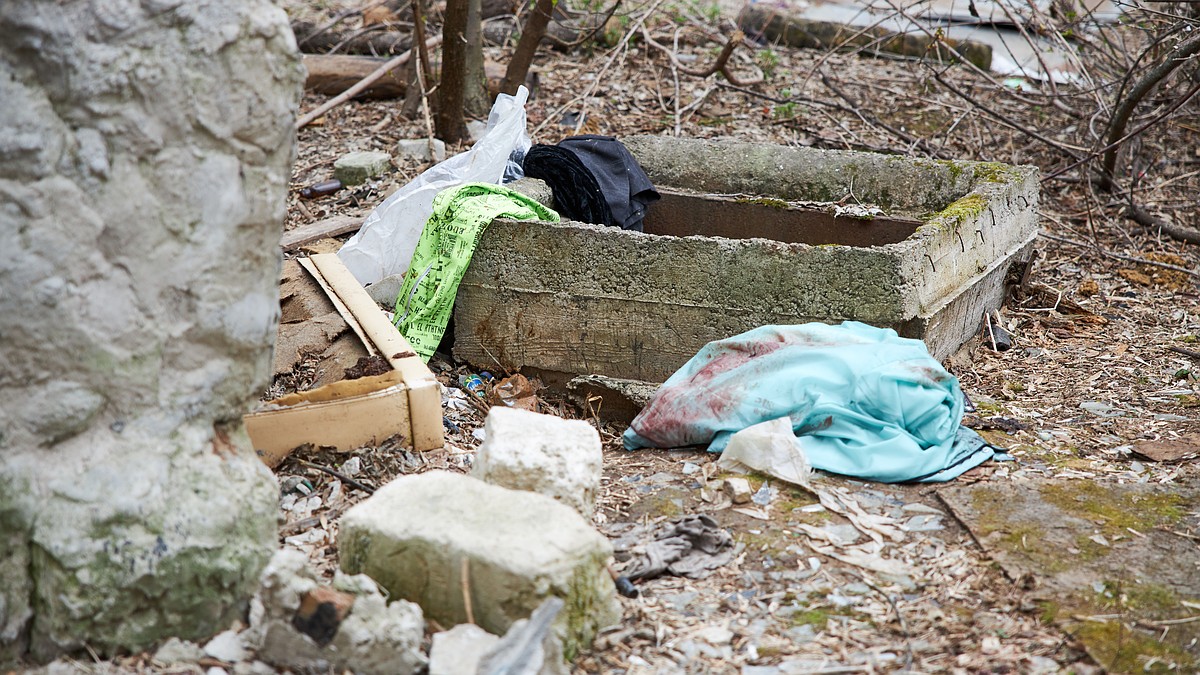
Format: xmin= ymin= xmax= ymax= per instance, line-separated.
xmin=309 ymin=253 xmax=444 ymax=452
xmin=281 ymin=215 xmax=361 ymax=252
xmin=303 ymin=54 xmax=409 ymax=99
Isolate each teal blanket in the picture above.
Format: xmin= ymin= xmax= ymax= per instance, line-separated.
xmin=623 ymin=322 xmax=994 ymax=483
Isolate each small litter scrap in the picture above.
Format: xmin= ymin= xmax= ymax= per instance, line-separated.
xmin=624 ymin=322 xmax=996 ymax=482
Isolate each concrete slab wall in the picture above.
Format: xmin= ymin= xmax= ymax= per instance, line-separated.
xmin=455 ymin=136 xmax=1038 ymax=382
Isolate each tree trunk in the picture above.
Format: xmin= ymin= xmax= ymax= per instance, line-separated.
xmin=500 ymin=0 xmax=556 ymax=95
xmin=463 ymin=0 xmax=490 ymax=116
xmin=437 ymin=0 xmax=469 ymax=143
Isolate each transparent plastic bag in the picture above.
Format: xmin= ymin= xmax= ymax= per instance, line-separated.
xmin=338 ymin=86 xmax=532 ymax=285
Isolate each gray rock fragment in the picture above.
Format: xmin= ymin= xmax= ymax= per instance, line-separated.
xmin=429 ymin=623 xmax=500 ymax=675
xmin=334 ymin=151 xmax=393 ymax=185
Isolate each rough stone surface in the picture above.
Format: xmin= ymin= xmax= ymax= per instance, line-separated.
xmin=471 ymin=407 xmax=603 ymax=518
xmin=0 ymin=0 xmax=303 ymax=664
xmin=246 ymin=549 xmax=427 ymax=674
xmin=454 ymin=136 xmax=1039 ymax=380
xmin=429 ymin=624 xmax=500 ymax=675
xmin=366 ymin=273 xmax=407 ymax=309
xmin=334 ymin=151 xmax=392 ymax=185
xmin=153 ymin=638 xmax=204 ymax=666
xmin=396 ymin=138 xmax=447 ymax=163
xmin=504 ymin=177 xmax=555 ymax=210
xmin=339 ymin=471 xmax=621 ymax=658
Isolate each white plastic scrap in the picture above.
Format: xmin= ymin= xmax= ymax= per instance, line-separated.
xmin=339 ymin=87 xmax=533 ymax=285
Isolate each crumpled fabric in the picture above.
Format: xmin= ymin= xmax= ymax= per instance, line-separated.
xmin=557 ymin=135 xmax=660 ymax=231
xmin=522 ymin=144 xmax=612 ymax=226
xmin=622 ymin=322 xmax=995 ymax=483
xmin=393 ymin=183 xmax=559 ymax=360
xmin=612 ymin=514 xmax=735 ymax=581
xmin=522 ymin=135 xmax=660 ymax=231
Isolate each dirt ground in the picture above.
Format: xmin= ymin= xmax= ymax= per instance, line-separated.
xmin=269 ymin=0 xmax=1200 ymax=672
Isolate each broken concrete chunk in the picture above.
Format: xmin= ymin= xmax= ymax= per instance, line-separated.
xmin=334 ymin=151 xmax=392 ymax=185
xmin=429 ymin=624 xmax=501 ymax=675
xmin=339 ymin=471 xmax=620 ymax=658
xmin=466 ymin=120 xmax=489 ymax=142
xmin=203 ymin=630 xmax=248 ymax=664
xmin=397 ymin=138 xmax=447 ymax=163
xmin=246 ymin=549 xmax=427 ymax=675
xmin=504 ymin=177 xmax=556 ymax=210
xmin=471 ymin=407 xmax=603 ymax=518
xmin=153 ymin=637 xmax=204 ymax=666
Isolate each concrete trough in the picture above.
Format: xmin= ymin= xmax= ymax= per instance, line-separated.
xmin=453 ymin=136 xmax=1038 ymax=383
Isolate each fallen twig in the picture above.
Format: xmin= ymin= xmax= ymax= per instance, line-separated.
xmin=296 ymin=458 xmax=377 ymax=495
xmin=296 ymin=35 xmax=444 ymax=130
xmin=1167 ymin=345 xmax=1200 ymax=362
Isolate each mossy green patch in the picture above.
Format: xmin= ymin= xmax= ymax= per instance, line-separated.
xmin=734 ymin=196 xmax=789 ymax=209
xmin=927 ymin=193 xmax=988 ymax=228
xmin=971 ymin=162 xmax=1019 ymax=183
xmin=968 ymin=487 xmax=1066 ymax=572
xmin=1049 ymin=582 xmax=1200 ymax=673
xmin=791 ymin=607 xmax=833 ymax=627
xmin=1073 ymin=619 xmax=1195 ymax=673
xmin=1039 ymin=482 xmax=1184 ymax=539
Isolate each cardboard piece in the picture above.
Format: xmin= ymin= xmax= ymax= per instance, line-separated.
xmin=246 ymin=254 xmax=443 ymax=467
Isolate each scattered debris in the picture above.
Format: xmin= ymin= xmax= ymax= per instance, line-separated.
xmin=1133 ymin=434 xmax=1200 ymax=462
xmin=490 ymin=373 xmax=540 ymax=411
xmin=245 ymin=254 xmax=443 ymax=466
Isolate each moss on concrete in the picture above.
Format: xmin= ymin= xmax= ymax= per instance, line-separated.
xmin=927 ymin=193 xmax=988 ymax=228
xmin=1039 ymin=482 xmax=1184 ymax=539
xmin=1057 ymin=581 xmax=1200 ymax=673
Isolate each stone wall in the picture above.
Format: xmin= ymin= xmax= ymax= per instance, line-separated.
xmin=0 ymin=0 xmax=303 ymax=664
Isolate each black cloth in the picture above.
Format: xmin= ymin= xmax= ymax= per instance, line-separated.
xmin=522 ymin=144 xmax=613 ymax=227
xmin=522 ymin=135 xmax=661 ymax=231
xmin=558 ymin=135 xmax=660 ymax=232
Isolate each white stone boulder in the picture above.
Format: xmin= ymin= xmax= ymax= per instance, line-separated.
xmin=471 ymin=407 xmax=603 ymax=518
xmin=339 ymin=471 xmax=621 ymax=658
xmin=0 ymin=0 xmax=303 ymax=664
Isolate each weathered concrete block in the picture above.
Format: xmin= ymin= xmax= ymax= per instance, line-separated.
xmin=339 ymin=471 xmax=620 ymax=658
xmin=0 ymin=0 xmax=303 ymax=664
xmin=471 ymin=407 xmax=603 ymax=518
xmin=397 ymin=138 xmax=447 ymax=163
xmin=246 ymin=549 xmax=427 ymax=674
xmin=453 ymin=136 xmax=1038 ymax=381
xmin=334 ymin=151 xmax=392 ymax=185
